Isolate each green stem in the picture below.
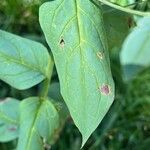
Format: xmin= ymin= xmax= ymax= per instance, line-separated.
xmin=40 ymin=78 xmax=50 ymax=99
xmin=40 ymin=57 xmax=54 ymax=99
xmin=98 ymin=0 xmax=150 ymax=16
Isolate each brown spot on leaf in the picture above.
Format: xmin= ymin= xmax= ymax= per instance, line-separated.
xmin=100 ymin=84 xmax=111 ymax=95
xmin=97 ymin=51 xmax=104 ymax=59
xmin=59 ymin=37 xmax=65 ymax=48
xmin=8 ymin=127 xmax=17 ymax=131
xmin=127 ymin=17 xmax=136 ymax=28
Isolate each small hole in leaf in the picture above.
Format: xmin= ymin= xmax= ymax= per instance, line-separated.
xmin=59 ymin=37 xmax=65 ymax=48
xmin=97 ymin=51 xmax=104 ymax=59
xmin=99 ymin=84 xmax=111 ymax=95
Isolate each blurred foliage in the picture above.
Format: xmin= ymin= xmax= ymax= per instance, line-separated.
xmin=0 ymin=0 xmax=40 ymax=33
xmin=108 ymin=0 xmax=150 ymax=12
xmin=0 ymin=0 xmax=150 ymax=150
xmin=120 ymin=17 xmax=150 ymax=81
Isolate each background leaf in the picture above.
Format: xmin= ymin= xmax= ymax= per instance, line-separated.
xmin=0 ymin=121 xmax=19 ymax=142
xmin=103 ymin=6 xmax=132 ymax=50
xmin=0 ymin=98 xmax=19 ymax=124
xmin=120 ymin=17 xmax=150 ymax=80
xmin=17 ymin=97 xmax=59 ymax=150
xmin=0 ymin=30 xmax=51 ymax=90
xmin=39 ymin=0 xmax=115 ymax=146
xmin=0 ymin=98 xmax=19 ymax=142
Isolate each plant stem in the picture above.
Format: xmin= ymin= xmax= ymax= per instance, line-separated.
xmin=40 ymin=57 xmax=54 ymax=100
xmin=40 ymin=78 xmax=50 ymax=99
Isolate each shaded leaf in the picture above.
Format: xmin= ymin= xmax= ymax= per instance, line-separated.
xmin=103 ymin=6 xmax=131 ymax=49
xmin=17 ymin=97 xmax=59 ymax=150
xmin=120 ymin=17 xmax=150 ymax=80
xmin=39 ymin=0 xmax=114 ymax=146
xmin=0 ymin=98 xmax=19 ymax=142
xmin=48 ymin=82 xmax=63 ymax=101
xmin=0 ymin=98 xmax=19 ymax=124
xmin=0 ymin=30 xmax=51 ymax=90
xmin=0 ymin=121 xmax=19 ymax=142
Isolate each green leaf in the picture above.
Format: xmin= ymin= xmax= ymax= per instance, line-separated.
xmin=39 ymin=0 xmax=115 ymax=146
xmin=0 ymin=98 xmax=19 ymax=142
xmin=0 ymin=98 xmax=19 ymax=124
xmin=0 ymin=121 xmax=19 ymax=142
xmin=0 ymin=30 xmax=51 ymax=90
xmin=17 ymin=97 xmax=59 ymax=150
xmin=120 ymin=17 xmax=150 ymax=80
xmin=121 ymin=17 xmax=150 ymax=66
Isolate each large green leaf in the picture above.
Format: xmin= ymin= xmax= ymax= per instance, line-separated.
xmin=39 ymin=0 xmax=115 ymax=146
xmin=0 ymin=98 xmax=19 ymax=142
xmin=17 ymin=97 xmax=59 ymax=150
xmin=120 ymin=17 xmax=150 ymax=80
xmin=0 ymin=30 xmax=51 ymax=90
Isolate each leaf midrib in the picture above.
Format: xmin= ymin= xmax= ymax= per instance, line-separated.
xmin=0 ymin=112 xmax=18 ymax=125
xmin=0 ymin=51 xmax=45 ymax=76
xmin=74 ymin=0 xmax=89 ymax=130
xmin=25 ymin=101 xmax=43 ymax=150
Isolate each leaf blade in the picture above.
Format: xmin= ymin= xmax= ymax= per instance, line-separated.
xmin=120 ymin=17 xmax=150 ymax=80
xmin=0 ymin=121 xmax=19 ymax=142
xmin=17 ymin=97 xmax=59 ymax=150
xmin=0 ymin=98 xmax=20 ymax=124
xmin=39 ymin=0 xmax=115 ymax=146
xmin=0 ymin=98 xmax=20 ymax=142
xmin=0 ymin=30 xmax=51 ymax=90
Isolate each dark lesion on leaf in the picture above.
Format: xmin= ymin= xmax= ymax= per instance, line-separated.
xmin=8 ymin=126 xmax=17 ymax=131
xmin=127 ymin=17 xmax=136 ymax=28
xmin=99 ymin=84 xmax=111 ymax=95
xmin=59 ymin=37 xmax=65 ymax=48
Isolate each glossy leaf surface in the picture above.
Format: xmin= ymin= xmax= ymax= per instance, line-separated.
xmin=39 ymin=0 xmax=115 ymax=146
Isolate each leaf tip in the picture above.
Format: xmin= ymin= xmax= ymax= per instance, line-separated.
xmin=80 ymin=130 xmax=93 ymax=149
xmin=81 ymin=135 xmax=89 ymax=149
